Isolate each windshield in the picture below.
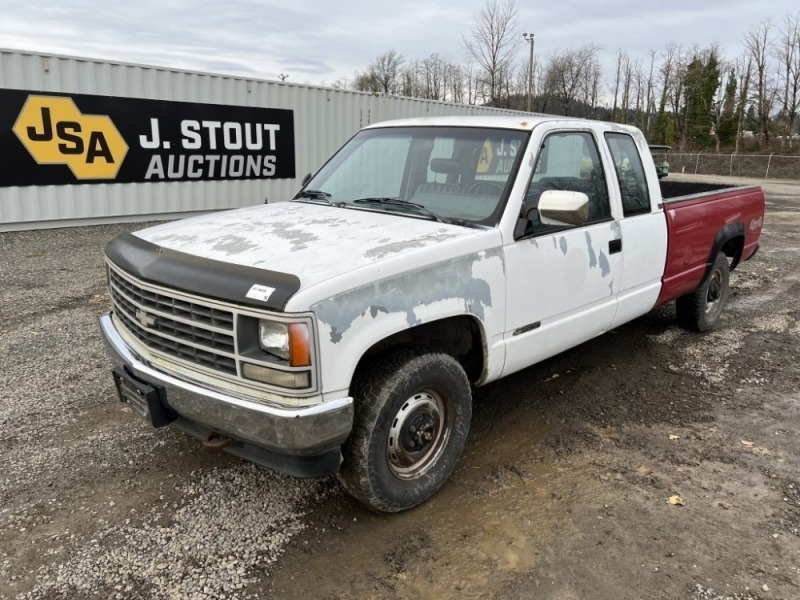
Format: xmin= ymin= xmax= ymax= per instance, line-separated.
xmin=299 ymin=126 xmax=529 ymax=226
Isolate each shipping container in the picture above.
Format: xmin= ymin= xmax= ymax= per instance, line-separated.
xmin=0 ymin=49 xmax=522 ymax=231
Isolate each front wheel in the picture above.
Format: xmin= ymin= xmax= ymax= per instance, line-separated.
xmin=337 ymin=348 xmax=472 ymax=513
xmin=676 ymin=251 xmax=730 ymax=332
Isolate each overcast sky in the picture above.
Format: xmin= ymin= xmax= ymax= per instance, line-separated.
xmin=1 ymin=0 xmax=796 ymax=89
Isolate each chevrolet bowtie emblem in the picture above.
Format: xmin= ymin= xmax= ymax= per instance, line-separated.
xmin=135 ymin=309 xmax=157 ymax=328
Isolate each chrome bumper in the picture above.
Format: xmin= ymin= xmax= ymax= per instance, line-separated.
xmin=99 ymin=313 xmax=353 ymax=461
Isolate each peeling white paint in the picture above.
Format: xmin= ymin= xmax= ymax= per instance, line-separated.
xmin=136 ymin=202 xmax=476 ymax=292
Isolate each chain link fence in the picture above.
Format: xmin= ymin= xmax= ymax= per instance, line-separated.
xmin=658 ymin=152 xmax=800 ymax=180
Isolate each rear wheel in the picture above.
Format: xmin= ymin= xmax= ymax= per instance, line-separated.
xmin=676 ymin=252 xmax=730 ymax=332
xmin=337 ymin=348 xmax=472 ymax=513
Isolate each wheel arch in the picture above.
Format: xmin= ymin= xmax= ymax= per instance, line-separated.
xmin=707 ymin=221 xmax=745 ymax=277
xmin=349 ymin=315 xmax=488 ymax=394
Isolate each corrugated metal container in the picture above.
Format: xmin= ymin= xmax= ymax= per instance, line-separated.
xmin=0 ymin=49 xmax=521 ymax=231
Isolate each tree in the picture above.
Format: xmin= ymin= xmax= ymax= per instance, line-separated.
xmin=463 ymin=0 xmax=518 ymax=104
xmin=353 ymin=50 xmax=406 ymax=95
xmin=619 ymin=57 xmax=639 ymax=125
xmin=421 ymin=53 xmax=445 ymax=100
xmin=643 ymin=50 xmax=657 ymax=135
xmin=611 ymin=49 xmax=628 ymax=122
xmin=337 ymin=12 xmax=800 ymax=147
xmin=372 ymin=50 xmax=405 ymax=94
xmin=717 ymin=68 xmax=739 ymax=148
xmin=651 ymin=43 xmax=679 ymax=145
xmin=447 ymin=63 xmax=466 ymax=103
xmin=731 ymin=54 xmax=753 ymax=152
xmin=777 ymin=12 xmax=800 ymax=148
xmin=464 ymin=62 xmax=480 ymax=105
xmin=545 ymin=44 xmax=601 ymax=116
xmin=632 ymin=60 xmax=647 ymax=130
xmin=354 ymin=70 xmax=381 ymax=93
xmin=669 ymin=47 xmax=691 ymax=149
xmin=398 ymin=60 xmax=422 ymax=98
xmin=744 ymin=19 xmax=777 ymax=147
xmin=682 ymin=48 xmax=720 ymax=149
xmin=584 ymin=54 xmax=603 ymax=118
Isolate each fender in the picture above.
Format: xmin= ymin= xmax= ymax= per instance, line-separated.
xmin=705 ymin=221 xmax=744 ymax=280
xmin=309 ymin=248 xmax=507 ymax=393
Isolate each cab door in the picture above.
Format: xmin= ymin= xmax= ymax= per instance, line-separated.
xmin=502 ymin=128 xmax=623 ymax=377
xmin=604 ymin=132 xmax=668 ymax=327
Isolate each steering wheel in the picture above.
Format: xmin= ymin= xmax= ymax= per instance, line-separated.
xmin=467 ymin=181 xmax=503 ymax=195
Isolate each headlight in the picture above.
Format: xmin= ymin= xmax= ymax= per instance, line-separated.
xmin=259 ymin=320 xmax=289 ymax=359
xmin=258 ymin=320 xmax=311 ymax=367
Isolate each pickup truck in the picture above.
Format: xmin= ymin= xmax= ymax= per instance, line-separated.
xmin=100 ymin=115 xmax=764 ymax=513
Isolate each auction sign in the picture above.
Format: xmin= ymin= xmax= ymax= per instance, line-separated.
xmin=0 ymin=89 xmax=295 ymax=187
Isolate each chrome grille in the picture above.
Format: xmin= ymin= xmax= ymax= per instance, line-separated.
xmin=108 ymin=266 xmax=237 ymax=376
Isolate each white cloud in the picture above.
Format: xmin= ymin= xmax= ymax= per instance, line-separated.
xmin=0 ymin=0 xmax=796 ymax=86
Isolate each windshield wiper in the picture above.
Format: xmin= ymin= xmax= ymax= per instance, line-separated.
xmin=352 ymin=197 xmax=473 ymax=227
xmin=293 ymin=189 xmax=335 ymax=205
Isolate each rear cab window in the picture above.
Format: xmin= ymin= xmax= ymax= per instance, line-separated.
xmin=604 ymin=133 xmax=651 ymax=217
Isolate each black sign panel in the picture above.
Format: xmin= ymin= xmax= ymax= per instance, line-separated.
xmin=0 ymin=88 xmax=295 ymax=187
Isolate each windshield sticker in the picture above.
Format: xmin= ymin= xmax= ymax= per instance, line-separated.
xmin=246 ymin=284 xmax=276 ymax=302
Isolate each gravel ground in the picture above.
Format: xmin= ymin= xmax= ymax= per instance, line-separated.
xmin=0 ymin=225 xmax=337 ymax=599
xmin=2 ymin=175 xmax=799 ymax=599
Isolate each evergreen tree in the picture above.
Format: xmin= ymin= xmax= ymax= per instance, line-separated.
xmin=745 ymin=105 xmax=758 ymax=131
xmin=682 ymin=50 xmax=720 ymax=149
xmin=664 ymin=114 xmax=676 ymax=146
xmin=717 ymin=69 xmax=738 ymax=147
xmin=651 ymin=111 xmax=667 ymax=144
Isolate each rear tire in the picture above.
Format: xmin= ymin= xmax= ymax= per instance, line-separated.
xmin=337 ymin=348 xmax=472 ymax=513
xmin=676 ymin=252 xmax=730 ymax=332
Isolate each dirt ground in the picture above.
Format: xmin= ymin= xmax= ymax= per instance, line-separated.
xmin=1 ymin=174 xmax=799 ymax=599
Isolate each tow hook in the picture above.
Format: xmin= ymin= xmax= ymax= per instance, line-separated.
xmin=201 ymin=432 xmax=243 ymax=450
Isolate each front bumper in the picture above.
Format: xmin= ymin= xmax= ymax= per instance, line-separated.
xmin=99 ymin=313 xmax=353 ymax=477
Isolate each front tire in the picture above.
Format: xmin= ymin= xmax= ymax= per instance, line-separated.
xmin=337 ymin=348 xmax=472 ymax=513
xmin=676 ymin=252 xmax=730 ymax=332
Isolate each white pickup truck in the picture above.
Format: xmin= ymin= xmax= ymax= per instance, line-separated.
xmin=101 ymin=115 xmax=764 ymax=512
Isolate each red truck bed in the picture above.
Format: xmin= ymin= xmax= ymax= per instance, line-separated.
xmin=656 ymin=182 xmax=765 ymax=306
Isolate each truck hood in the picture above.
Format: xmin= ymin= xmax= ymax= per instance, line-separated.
xmin=135 ymin=201 xmax=482 ymax=292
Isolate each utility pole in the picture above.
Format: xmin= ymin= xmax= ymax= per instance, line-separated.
xmin=523 ymin=33 xmax=535 ymax=112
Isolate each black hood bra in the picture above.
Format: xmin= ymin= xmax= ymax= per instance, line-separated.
xmin=105 ymin=232 xmax=301 ymax=311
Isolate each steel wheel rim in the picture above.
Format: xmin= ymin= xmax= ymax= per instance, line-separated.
xmin=705 ymin=268 xmax=724 ymax=314
xmin=387 ymin=388 xmax=451 ymax=480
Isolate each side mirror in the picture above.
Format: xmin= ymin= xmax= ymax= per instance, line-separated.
xmin=538 ymin=190 xmax=589 ymax=227
xmin=301 ymin=173 xmax=312 ymax=186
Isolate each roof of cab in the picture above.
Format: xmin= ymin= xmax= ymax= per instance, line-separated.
xmin=362 ymin=114 xmax=548 ymax=131
xmin=362 ymin=114 xmax=641 ymax=135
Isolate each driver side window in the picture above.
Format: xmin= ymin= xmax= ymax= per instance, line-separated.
xmin=523 ymin=132 xmax=610 ymax=236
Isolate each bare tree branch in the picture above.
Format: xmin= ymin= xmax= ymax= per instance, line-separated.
xmin=463 ymin=0 xmax=519 ymax=104
xmin=777 ymin=12 xmax=800 ymax=148
xmin=744 ymin=19 xmax=778 ymax=146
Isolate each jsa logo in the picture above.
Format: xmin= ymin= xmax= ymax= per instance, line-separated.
xmin=13 ymin=96 xmax=128 ymax=179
